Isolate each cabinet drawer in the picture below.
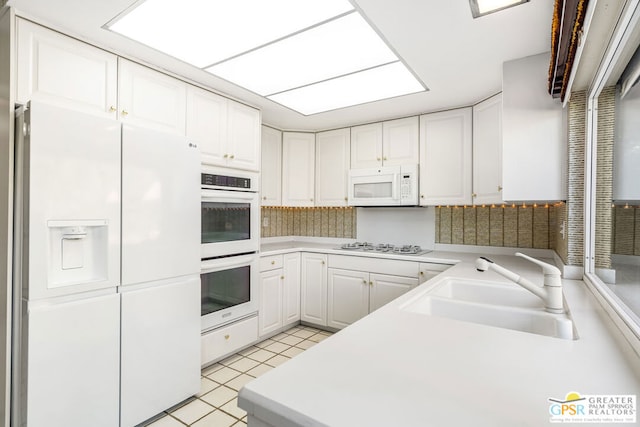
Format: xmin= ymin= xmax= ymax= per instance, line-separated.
xmin=328 ymin=255 xmax=419 ymax=277
xmin=201 ymin=315 xmax=258 ymax=366
xmin=260 ymin=254 xmax=284 ymax=271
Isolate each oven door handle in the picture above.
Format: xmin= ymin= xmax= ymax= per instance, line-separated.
xmin=201 ymin=253 xmax=257 ymax=271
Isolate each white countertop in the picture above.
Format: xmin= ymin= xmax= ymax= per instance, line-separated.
xmin=241 ymin=239 xmax=640 ymax=427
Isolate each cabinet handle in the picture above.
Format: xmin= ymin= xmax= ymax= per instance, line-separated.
xmin=223 ymin=154 xmax=229 ymax=158
xmin=224 ymin=334 xmax=230 ymax=340
xmin=376 ymin=157 xmax=381 ymax=161
xmin=271 ymin=260 xmax=275 ymax=265
xmin=420 ymin=195 xmax=424 ymax=199
xmin=383 ymin=157 xmax=387 ymax=161
xmin=472 ymin=193 xmax=477 ymax=198
xmin=109 ymin=106 xmax=116 ymax=112
xmin=363 ymin=279 xmax=367 ymax=284
xmin=498 ymin=185 xmax=503 ymax=192
xmin=369 ymin=281 xmax=373 ymax=286
xmin=230 ymin=154 xmax=235 ymax=159
xmin=281 ymin=276 xmax=285 ymax=280
xmin=420 ymin=271 xmax=424 ymax=275
xmin=310 ymin=198 xmax=314 ymax=201
xmin=263 ymin=196 xmax=267 ymax=200
xmin=321 ymin=261 xmax=325 ymax=265
xmin=121 ymin=110 xmax=128 ymax=116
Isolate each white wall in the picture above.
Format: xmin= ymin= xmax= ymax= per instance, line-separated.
xmin=356 ymin=207 xmax=435 ymax=249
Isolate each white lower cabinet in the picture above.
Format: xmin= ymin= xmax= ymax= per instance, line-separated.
xmin=325 ymin=255 xmax=421 ymax=329
xmin=327 ymin=269 xmax=369 ymax=329
xmin=201 ymin=315 xmax=258 ymax=367
xmin=301 ymin=253 xmax=328 ymax=326
xmin=327 ymin=268 xmax=418 ymax=329
xmin=259 ymin=253 xmax=301 ymax=337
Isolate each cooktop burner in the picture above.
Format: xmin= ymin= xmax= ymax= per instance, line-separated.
xmin=338 ymin=242 xmax=430 ymax=256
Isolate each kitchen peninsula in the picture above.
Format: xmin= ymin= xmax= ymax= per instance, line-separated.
xmin=239 ymin=246 xmax=640 ymax=427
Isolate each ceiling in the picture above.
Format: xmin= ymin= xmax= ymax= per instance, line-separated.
xmin=6 ymin=0 xmax=554 ymax=131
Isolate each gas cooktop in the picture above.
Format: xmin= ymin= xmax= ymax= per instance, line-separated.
xmin=336 ymin=242 xmax=431 ymax=256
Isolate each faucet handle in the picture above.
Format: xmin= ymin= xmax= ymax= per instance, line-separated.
xmin=515 ymin=252 xmax=562 ymax=285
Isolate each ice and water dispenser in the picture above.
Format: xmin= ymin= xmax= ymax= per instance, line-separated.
xmin=48 ymin=220 xmax=109 ymax=288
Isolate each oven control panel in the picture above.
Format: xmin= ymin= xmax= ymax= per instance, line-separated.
xmin=202 ymin=173 xmax=251 ymax=189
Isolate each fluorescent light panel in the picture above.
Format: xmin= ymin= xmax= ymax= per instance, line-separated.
xmin=469 ymin=0 xmax=529 ymax=18
xmin=109 ymin=0 xmax=355 ymax=67
xmin=206 ymin=12 xmax=398 ymax=96
xmin=268 ymin=62 xmax=424 ymax=115
xmin=108 ymin=0 xmax=426 ymax=115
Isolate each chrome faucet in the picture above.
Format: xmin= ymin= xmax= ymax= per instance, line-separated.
xmin=475 ymin=252 xmax=564 ymax=313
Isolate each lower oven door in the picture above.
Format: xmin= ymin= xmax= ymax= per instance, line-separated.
xmin=200 ymin=253 xmax=259 ymax=331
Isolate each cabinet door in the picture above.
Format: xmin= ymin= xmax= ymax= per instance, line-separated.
xmin=327 ymin=269 xmax=369 ymax=329
xmin=186 ymin=85 xmax=227 ymax=166
xmin=16 ymin=18 xmax=117 ymax=118
xmin=227 ymin=101 xmax=261 ymax=171
xmin=316 ymin=128 xmax=350 ymax=206
xmin=283 ymin=253 xmax=301 ymax=325
xmin=502 ymin=53 xmax=566 ymax=201
xmin=473 ymin=94 xmax=503 ymax=205
xmin=300 ymin=253 xmax=327 ymax=326
xmin=261 ymin=126 xmax=282 ymax=206
xmin=259 ymin=269 xmax=284 ymax=337
xmin=282 ymin=132 xmax=316 ymax=207
xmin=419 ymin=108 xmax=472 ymax=206
xmin=382 ymin=116 xmax=419 ymax=166
xmin=118 ymin=58 xmax=187 ymax=135
xmin=350 ymin=122 xmax=383 ymax=168
xmin=369 ymin=273 xmax=418 ymax=312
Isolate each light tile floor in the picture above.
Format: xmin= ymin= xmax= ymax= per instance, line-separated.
xmin=142 ymin=325 xmax=333 ymax=427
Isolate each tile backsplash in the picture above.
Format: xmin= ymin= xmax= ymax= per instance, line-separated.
xmin=261 ymin=207 xmax=356 ymax=238
xmin=435 ymin=204 xmax=560 ymax=249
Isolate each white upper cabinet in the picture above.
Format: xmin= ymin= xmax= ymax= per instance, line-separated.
xmin=118 ymin=58 xmax=187 ymax=135
xmin=350 ymin=118 xmax=419 ymax=169
xmin=186 ymin=86 xmax=227 ymax=164
xmin=502 ymin=53 xmax=566 ymax=201
xmin=419 ymin=108 xmax=473 ymax=206
xmin=316 ymin=128 xmax=350 ymax=206
xmin=350 ymin=122 xmax=383 ymax=168
xmin=282 ymin=132 xmax=316 ymax=207
xmin=187 ymin=86 xmax=260 ymax=171
xmin=227 ymin=101 xmax=261 ymax=171
xmin=261 ymin=126 xmax=282 ymax=206
xmin=382 ymin=116 xmax=420 ymax=166
xmin=16 ymin=18 xmax=118 ymax=118
xmin=472 ymin=93 xmax=503 ymax=205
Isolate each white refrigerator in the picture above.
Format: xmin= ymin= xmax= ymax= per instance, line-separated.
xmin=13 ymin=101 xmax=201 ymax=427
xmin=119 ymin=124 xmax=201 ymax=427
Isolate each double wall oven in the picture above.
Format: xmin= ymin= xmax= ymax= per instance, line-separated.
xmin=201 ymin=166 xmax=259 ymax=332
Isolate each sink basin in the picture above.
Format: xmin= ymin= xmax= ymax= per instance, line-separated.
xmin=400 ymin=277 xmax=577 ymax=340
xmin=428 ymin=278 xmax=543 ymax=309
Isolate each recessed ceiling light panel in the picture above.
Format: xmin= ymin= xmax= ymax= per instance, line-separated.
xmin=108 ymin=0 xmax=355 ymax=67
xmin=206 ymin=12 xmax=398 ymax=96
xmin=268 ymin=62 xmax=425 ymax=115
xmin=469 ymin=0 xmax=529 ymax=18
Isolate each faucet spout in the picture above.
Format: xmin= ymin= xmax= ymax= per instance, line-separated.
xmin=475 ymin=254 xmax=564 ymax=313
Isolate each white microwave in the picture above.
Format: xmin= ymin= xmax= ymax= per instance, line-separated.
xmin=348 ymin=164 xmax=419 ymax=206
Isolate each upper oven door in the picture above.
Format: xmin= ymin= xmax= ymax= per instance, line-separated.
xmin=201 ymin=189 xmax=260 ymax=258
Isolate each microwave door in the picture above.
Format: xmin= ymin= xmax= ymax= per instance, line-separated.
xmin=350 ymin=174 xmax=398 ymax=205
